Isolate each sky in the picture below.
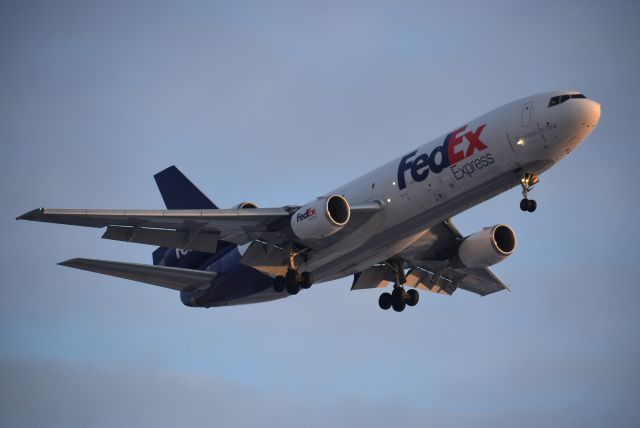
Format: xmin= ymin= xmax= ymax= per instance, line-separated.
xmin=1 ymin=0 xmax=639 ymax=426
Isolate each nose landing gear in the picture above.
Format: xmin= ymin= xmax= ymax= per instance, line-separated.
xmin=520 ymin=173 xmax=539 ymax=213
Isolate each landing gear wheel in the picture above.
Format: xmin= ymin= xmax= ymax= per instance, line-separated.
xmin=285 ymin=269 xmax=300 ymax=295
xmin=286 ymin=280 xmax=300 ymax=295
xmin=378 ymin=293 xmax=392 ymax=310
xmin=406 ymin=289 xmax=419 ymax=307
xmin=520 ymin=173 xmax=539 ymax=213
xmin=520 ymin=198 xmax=537 ymax=212
xmin=300 ymin=271 xmax=314 ymax=289
xmin=273 ymin=275 xmax=285 ymax=293
xmin=392 ymin=299 xmax=406 ymax=312
xmin=391 ymin=287 xmax=406 ymax=312
xmin=391 ymin=287 xmax=406 ymax=303
xmin=527 ymin=199 xmax=537 ymax=212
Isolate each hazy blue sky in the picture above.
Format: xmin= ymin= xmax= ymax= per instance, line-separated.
xmin=2 ymin=1 xmax=639 ymax=427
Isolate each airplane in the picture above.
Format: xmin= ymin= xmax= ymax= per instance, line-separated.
xmin=17 ymin=91 xmax=601 ymax=312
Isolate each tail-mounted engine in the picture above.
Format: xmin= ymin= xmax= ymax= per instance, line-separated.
xmin=290 ymin=195 xmax=350 ymax=240
xmin=457 ymin=224 xmax=516 ymax=268
xmin=234 ymin=202 xmax=258 ymax=209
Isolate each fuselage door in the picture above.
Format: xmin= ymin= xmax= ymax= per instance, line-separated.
xmin=521 ymin=102 xmax=533 ymax=127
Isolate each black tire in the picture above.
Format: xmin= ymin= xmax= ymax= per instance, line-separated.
xmin=378 ymin=293 xmax=392 ymax=310
xmin=520 ymin=199 xmax=529 ymax=211
xmin=285 ymin=269 xmax=300 ymax=295
xmin=527 ymin=199 xmax=537 ymax=212
xmin=300 ymin=271 xmax=314 ymax=289
xmin=273 ymin=275 xmax=285 ymax=293
xmin=392 ymin=299 xmax=406 ymax=312
xmin=406 ymin=289 xmax=419 ymax=307
xmin=286 ymin=281 xmax=300 ymax=295
xmin=391 ymin=287 xmax=406 ymax=304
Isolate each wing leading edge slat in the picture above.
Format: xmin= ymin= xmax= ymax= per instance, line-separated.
xmin=17 ymin=207 xmax=291 ymax=228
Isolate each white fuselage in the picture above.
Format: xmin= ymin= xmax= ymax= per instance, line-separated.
xmin=301 ymin=91 xmax=601 ymax=283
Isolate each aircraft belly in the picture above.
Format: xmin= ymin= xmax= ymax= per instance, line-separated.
xmin=181 ymin=249 xmax=278 ymax=307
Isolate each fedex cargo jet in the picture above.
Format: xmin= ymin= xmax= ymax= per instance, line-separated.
xmin=18 ymin=91 xmax=601 ymax=312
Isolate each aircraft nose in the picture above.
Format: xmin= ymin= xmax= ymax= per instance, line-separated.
xmin=566 ymin=98 xmax=601 ymax=132
xmin=580 ymin=99 xmax=601 ymax=128
xmin=586 ymin=99 xmax=601 ymax=127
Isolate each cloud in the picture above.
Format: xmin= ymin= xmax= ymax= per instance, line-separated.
xmin=2 ymin=352 xmax=638 ymax=428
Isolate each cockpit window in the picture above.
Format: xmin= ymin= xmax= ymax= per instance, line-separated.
xmin=548 ymin=93 xmax=587 ymax=107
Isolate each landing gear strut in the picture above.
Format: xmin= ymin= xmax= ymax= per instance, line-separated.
xmin=378 ymin=258 xmax=420 ymax=312
xmin=272 ymin=247 xmax=314 ymax=295
xmin=520 ymin=173 xmax=539 ymax=213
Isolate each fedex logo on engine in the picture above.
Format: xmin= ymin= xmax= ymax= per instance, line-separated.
xmin=397 ymin=124 xmax=492 ymax=190
xmin=296 ymin=208 xmax=316 ymax=222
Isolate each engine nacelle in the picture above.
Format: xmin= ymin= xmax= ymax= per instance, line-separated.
xmin=233 ymin=202 xmax=258 ymax=209
xmin=457 ymin=224 xmax=516 ymax=268
xmin=291 ymin=195 xmax=350 ymax=240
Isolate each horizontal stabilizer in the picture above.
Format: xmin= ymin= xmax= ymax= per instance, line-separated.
xmin=59 ymin=258 xmax=217 ymax=292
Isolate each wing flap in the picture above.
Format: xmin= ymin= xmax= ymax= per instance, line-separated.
xmin=59 ymin=258 xmax=217 ymax=292
xmin=351 ymin=266 xmax=394 ymax=290
xmin=405 ymin=265 xmax=508 ymax=296
xmin=454 ymin=266 xmax=510 ymax=295
xmin=101 ymin=225 xmax=220 ymax=252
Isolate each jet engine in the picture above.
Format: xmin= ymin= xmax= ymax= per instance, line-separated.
xmin=290 ymin=195 xmax=350 ymax=240
xmin=457 ymin=224 xmax=516 ymax=268
xmin=234 ymin=202 xmax=258 ymax=209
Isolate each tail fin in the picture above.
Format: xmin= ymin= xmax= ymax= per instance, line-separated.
xmin=152 ymin=247 xmax=168 ymax=265
xmin=152 ymin=166 xmax=218 ymax=265
xmin=153 ymin=165 xmax=218 ymax=210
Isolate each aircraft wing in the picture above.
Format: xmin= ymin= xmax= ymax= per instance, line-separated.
xmin=402 ymin=263 xmax=509 ymax=296
xmin=59 ymin=258 xmax=217 ymax=291
xmin=17 ymin=204 xmax=381 ymax=251
xmin=17 ymin=207 xmax=292 ymax=250
xmin=402 ymin=220 xmax=509 ymax=296
xmin=352 ymin=220 xmax=510 ymax=296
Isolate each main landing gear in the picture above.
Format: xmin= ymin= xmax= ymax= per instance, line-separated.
xmin=272 ymin=269 xmax=313 ymax=295
xmin=520 ymin=172 xmax=539 ymax=213
xmin=378 ymin=288 xmax=419 ymax=312
xmin=272 ymin=249 xmax=314 ymax=295
xmin=378 ymin=259 xmax=420 ymax=312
